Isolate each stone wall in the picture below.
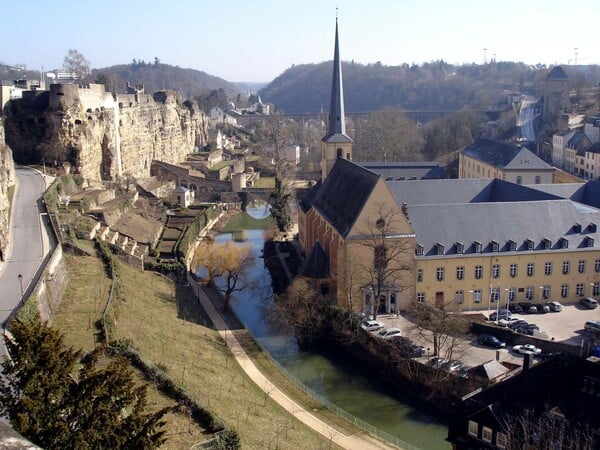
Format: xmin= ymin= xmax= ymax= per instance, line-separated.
xmin=3 ymin=84 xmax=208 ymax=182
xmin=35 ymin=246 xmax=69 ymax=324
xmin=0 ymin=117 xmax=15 ymax=261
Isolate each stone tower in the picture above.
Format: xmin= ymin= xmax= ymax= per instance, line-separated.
xmin=543 ymin=66 xmax=570 ymax=129
xmin=321 ymin=20 xmax=353 ymax=180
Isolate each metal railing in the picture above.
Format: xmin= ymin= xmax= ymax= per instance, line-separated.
xmin=230 ymin=312 xmax=419 ymax=450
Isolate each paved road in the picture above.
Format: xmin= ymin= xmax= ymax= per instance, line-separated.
xmin=0 ymin=167 xmax=50 ymax=355
xmin=516 ymin=95 xmax=538 ymax=143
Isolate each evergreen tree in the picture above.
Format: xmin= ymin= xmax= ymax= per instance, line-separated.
xmin=0 ymin=319 xmax=169 ymax=449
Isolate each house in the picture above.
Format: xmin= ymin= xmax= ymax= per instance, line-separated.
xmin=584 ymin=115 xmax=600 ymax=144
xmin=447 ymin=354 xmax=600 ymax=449
xmin=208 ymin=106 xmax=237 ymax=127
xmin=459 ymin=139 xmax=555 ymax=185
xmin=298 ymin=20 xmax=600 ymax=316
xmin=552 ymin=129 xmax=575 ymax=168
xmin=172 ymin=185 xmax=191 ymax=207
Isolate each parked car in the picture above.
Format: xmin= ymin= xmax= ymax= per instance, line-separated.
xmin=517 ymin=302 xmax=538 ymax=314
xmin=427 ymin=357 xmax=445 ymax=368
xmin=534 ymin=303 xmax=550 ymax=314
xmin=580 ymin=297 xmax=599 ymax=309
xmin=377 ymin=327 xmax=402 ymax=339
xmin=584 ymin=320 xmax=600 ymax=335
xmin=405 ymin=345 xmax=426 ymax=358
xmin=508 ymin=319 xmax=529 ymax=330
xmin=498 ymin=316 xmax=522 ymax=327
xmin=512 ymin=344 xmax=542 ymax=355
xmin=361 ymin=320 xmax=384 ymax=332
xmin=441 ymin=360 xmax=463 ymax=373
xmin=489 ymin=309 xmax=511 ymax=321
xmin=477 ymin=334 xmax=506 ymax=348
xmin=508 ymin=303 xmax=523 ymax=313
xmin=514 ymin=323 xmax=540 ymax=335
xmin=546 ymin=301 xmax=563 ymax=312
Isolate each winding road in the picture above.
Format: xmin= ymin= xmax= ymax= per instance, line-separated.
xmin=0 ymin=167 xmax=51 ymax=357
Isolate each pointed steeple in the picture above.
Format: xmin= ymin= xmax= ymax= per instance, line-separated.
xmin=323 ymin=19 xmax=352 ymax=143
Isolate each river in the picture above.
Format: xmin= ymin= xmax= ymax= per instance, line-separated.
xmin=210 ymin=211 xmax=450 ymax=449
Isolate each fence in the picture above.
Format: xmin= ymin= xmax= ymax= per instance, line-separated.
xmin=229 ymin=311 xmax=419 ymax=450
xmin=102 ymin=276 xmax=118 ymax=342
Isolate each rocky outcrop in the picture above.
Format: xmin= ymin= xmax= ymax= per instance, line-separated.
xmin=4 ymin=84 xmax=208 ymax=181
xmin=0 ymin=117 xmax=15 ymax=261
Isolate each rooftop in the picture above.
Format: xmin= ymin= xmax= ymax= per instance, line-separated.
xmin=461 ymin=139 xmax=554 ymax=171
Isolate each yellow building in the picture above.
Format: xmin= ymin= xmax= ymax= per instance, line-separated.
xmin=459 ymin=139 xmax=554 ymax=185
xmin=299 ymin=21 xmax=600 ymax=315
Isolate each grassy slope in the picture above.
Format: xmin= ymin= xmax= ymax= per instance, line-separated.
xmin=54 ymin=254 xmax=335 ymax=449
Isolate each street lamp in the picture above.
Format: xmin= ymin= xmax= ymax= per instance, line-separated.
xmin=505 ymin=288 xmax=511 ymax=315
xmin=17 ymin=274 xmax=24 ymax=299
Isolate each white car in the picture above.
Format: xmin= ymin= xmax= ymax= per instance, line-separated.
xmin=377 ymin=327 xmax=402 ymax=339
xmin=512 ymin=344 xmax=542 ymax=356
xmin=361 ymin=320 xmax=384 ymax=332
xmin=498 ymin=316 xmax=522 ymax=327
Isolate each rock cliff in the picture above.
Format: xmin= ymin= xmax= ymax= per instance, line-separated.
xmin=4 ymin=84 xmax=208 ymax=181
xmin=0 ymin=117 xmax=15 ymax=261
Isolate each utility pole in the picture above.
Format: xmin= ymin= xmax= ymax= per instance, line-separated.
xmin=574 ymin=48 xmax=579 ymax=65
xmin=483 ymin=48 xmax=487 ymax=64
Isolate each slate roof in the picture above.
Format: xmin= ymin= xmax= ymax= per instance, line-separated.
xmin=462 ymin=139 xmax=554 ymax=171
xmin=533 ymin=181 xmax=600 ymax=209
xmin=585 ymin=143 xmax=600 ymax=154
xmin=567 ymin=131 xmax=591 ymax=149
xmin=472 ymin=360 xmax=511 ymax=380
xmin=300 ymin=240 xmax=330 ymax=279
xmin=546 ymin=66 xmax=568 ymax=80
xmin=409 ymin=200 xmax=600 ymax=256
xmin=311 ymin=158 xmax=380 ymax=238
xmin=359 ymin=162 xmax=445 ymax=180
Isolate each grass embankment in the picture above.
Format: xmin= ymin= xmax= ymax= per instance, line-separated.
xmin=54 ymin=254 xmax=337 ymax=449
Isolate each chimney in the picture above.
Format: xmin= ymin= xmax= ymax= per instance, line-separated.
xmin=523 ymin=353 xmax=533 ymax=371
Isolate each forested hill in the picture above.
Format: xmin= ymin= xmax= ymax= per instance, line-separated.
xmin=91 ymin=62 xmax=241 ymax=99
xmin=259 ymin=60 xmax=598 ymax=114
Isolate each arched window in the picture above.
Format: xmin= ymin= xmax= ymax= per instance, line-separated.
xmin=516 ymin=176 xmax=522 ymax=185
xmin=535 ymin=175 xmax=541 ymax=184
xmin=336 ymin=148 xmax=343 ymax=158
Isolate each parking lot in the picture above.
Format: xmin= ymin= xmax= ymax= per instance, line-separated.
xmin=372 ymin=303 xmax=600 ymax=370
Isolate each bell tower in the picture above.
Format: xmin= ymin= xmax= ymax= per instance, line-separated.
xmin=321 ymin=19 xmax=353 ymax=180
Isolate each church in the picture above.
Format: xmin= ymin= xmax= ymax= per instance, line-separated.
xmin=298 ymin=22 xmax=600 ymax=316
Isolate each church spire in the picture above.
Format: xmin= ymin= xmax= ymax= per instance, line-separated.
xmin=324 ymin=19 xmax=351 ymax=141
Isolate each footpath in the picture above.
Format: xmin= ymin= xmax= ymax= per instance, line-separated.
xmin=186 ymin=272 xmax=398 ymax=450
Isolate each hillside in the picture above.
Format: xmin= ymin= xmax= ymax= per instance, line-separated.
xmin=91 ymin=62 xmax=241 ymax=99
xmin=259 ymin=61 xmax=600 ymax=114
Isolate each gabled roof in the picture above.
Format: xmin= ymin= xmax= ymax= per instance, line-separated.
xmin=300 ymin=240 xmax=330 ymax=279
xmin=472 ymin=360 xmax=511 ymax=380
xmin=567 ymin=131 xmax=591 ymax=150
xmin=311 ymin=158 xmax=380 ymax=238
xmin=462 ymin=139 xmax=553 ymax=171
xmin=546 ymin=66 xmax=568 ymax=80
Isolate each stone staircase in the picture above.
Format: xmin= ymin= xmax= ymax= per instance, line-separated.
xmin=90 ymin=220 xmax=149 ymax=259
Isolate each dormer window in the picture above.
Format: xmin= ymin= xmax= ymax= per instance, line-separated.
xmin=559 ymin=238 xmax=569 ymax=249
xmin=415 ymin=244 xmax=424 ymax=256
xmin=542 ymin=238 xmax=552 ymax=250
xmin=474 ymin=241 xmax=482 ymax=253
xmin=455 ymin=241 xmax=464 ymax=254
xmin=491 ymin=241 xmax=500 ymax=252
xmin=585 ymin=236 xmax=595 ymax=248
xmin=573 ymin=223 xmax=582 ymax=233
xmin=589 ymin=223 xmax=597 ymax=233
xmin=526 ymin=239 xmax=535 ymax=251
xmin=436 ymin=243 xmax=445 ymax=255
xmin=508 ymin=240 xmax=517 ymax=251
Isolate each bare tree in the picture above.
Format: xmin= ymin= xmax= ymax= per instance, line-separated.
xmin=63 ymin=49 xmax=91 ymax=80
xmin=192 ymin=241 xmax=254 ymax=311
xmin=354 ymin=108 xmax=425 ymax=162
xmin=410 ymin=300 xmax=470 ymax=359
xmin=356 ymin=205 xmax=414 ymax=320
xmin=255 ymin=116 xmax=295 ymax=232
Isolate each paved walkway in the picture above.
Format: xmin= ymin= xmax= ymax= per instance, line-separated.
xmin=186 ymin=272 xmax=398 ymax=450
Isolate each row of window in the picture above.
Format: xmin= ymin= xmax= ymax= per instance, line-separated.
xmin=416 ymin=282 xmax=600 ymax=304
xmin=416 ymin=259 xmax=600 ymax=283
xmin=468 ymin=420 xmax=506 ymax=448
xmin=417 ymin=232 xmax=596 ymax=256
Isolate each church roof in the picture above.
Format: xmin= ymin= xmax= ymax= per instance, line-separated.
xmin=359 ymin=161 xmax=445 ymax=180
xmin=546 ymin=66 xmax=568 ymax=80
xmin=322 ymin=20 xmax=353 ymax=145
xmin=311 ymin=158 xmax=380 ymax=238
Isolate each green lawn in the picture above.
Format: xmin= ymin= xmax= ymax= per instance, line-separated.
xmin=54 ymin=254 xmax=337 ymax=449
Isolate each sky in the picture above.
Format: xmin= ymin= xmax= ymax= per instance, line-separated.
xmin=2 ymin=0 xmax=599 ymax=83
